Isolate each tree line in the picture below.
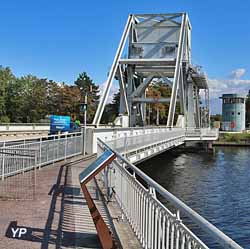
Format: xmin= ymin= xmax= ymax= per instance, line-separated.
xmin=0 ymin=65 xmax=177 ymax=125
xmin=0 ymin=66 xmax=99 ymax=123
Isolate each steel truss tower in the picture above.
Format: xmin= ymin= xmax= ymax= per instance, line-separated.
xmin=93 ymin=13 xmax=210 ymax=128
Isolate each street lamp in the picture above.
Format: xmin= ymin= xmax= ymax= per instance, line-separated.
xmin=80 ymin=85 xmax=92 ymax=155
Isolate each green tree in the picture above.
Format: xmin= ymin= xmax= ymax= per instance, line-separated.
xmin=0 ymin=66 xmax=15 ymax=122
xmin=7 ymin=76 xmax=49 ymax=122
xmin=102 ymin=91 xmax=120 ymax=124
xmin=46 ymin=80 xmax=61 ymax=115
xmin=74 ymin=72 xmax=99 ymax=123
xmin=57 ymin=84 xmax=82 ymax=117
xmin=6 ymin=75 xmax=29 ymax=122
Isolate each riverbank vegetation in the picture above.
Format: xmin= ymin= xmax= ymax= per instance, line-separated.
xmin=219 ymin=132 xmax=250 ymax=143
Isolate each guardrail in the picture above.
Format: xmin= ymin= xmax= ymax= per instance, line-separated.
xmin=0 ymin=123 xmax=49 ymax=130
xmin=86 ymin=126 xmax=185 ymax=153
xmin=0 ymin=132 xmax=83 ymax=180
xmin=0 ymin=148 xmax=38 ymax=180
xmin=0 ymin=123 xmax=50 ymax=136
xmin=0 ymin=147 xmax=38 ymax=199
xmin=106 ymin=129 xmax=184 ymax=153
xmin=185 ymin=128 xmax=219 ymax=140
xmin=105 ymin=129 xmax=185 ymax=163
xmin=98 ymin=138 xmax=242 ymax=249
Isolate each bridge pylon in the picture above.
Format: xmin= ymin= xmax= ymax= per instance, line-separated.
xmin=93 ymin=13 xmax=210 ymax=128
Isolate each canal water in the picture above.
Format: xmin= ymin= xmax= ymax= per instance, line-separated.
xmin=138 ymin=146 xmax=250 ymax=248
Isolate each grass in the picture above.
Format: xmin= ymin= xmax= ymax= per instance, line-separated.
xmin=219 ymin=132 xmax=250 ymax=143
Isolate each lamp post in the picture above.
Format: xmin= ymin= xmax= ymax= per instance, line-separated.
xmin=83 ymin=94 xmax=87 ymax=155
xmin=80 ymin=85 xmax=88 ymax=155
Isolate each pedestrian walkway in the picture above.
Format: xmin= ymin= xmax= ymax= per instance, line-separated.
xmin=0 ymin=155 xmax=103 ymax=249
xmin=0 ymin=153 xmax=142 ymax=249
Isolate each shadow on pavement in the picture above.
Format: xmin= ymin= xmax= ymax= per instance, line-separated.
xmin=5 ymin=163 xmax=101 ymax=248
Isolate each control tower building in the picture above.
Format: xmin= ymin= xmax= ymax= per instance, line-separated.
xmin=220 ymin=94 xmax=245 ymax=132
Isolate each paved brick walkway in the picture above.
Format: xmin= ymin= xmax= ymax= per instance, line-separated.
xmin=0 ymin=156 xmax=102 ymax=249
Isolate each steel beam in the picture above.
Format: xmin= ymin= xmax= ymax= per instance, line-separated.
xmin=92 ymin=15 xmax=133 ymax=125
xmin=132 ymin=97 xmax=173 ymax=103
xmin=131 ymin=74 xmax=154 ymax=98
xmin=118 ymin=65 xmax=129 ymax=115
xmin=167 ymin=14 xmax=187 ymax=127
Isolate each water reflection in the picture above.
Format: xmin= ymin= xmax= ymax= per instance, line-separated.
xmin=138 ymin=147 xmax=250 ymax=248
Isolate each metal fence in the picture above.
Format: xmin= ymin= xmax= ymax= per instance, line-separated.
xmin=98 ymin=139 xmax=242 ymax=249
xmin=106 ymin=129 xmax=185 ymax=154
xmin=0 ymin=148 xmax=37 ymax=200
xmin=185 ymin=128 xmax=219 ymax=138
xmin=0 ymin=132 xmax=83 ymax=180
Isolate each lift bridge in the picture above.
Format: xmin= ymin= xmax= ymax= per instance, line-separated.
xmin=0 ymin=13 xmax=243 ymax=249
xmin=93 ymin=13 xmax=210 ymax=128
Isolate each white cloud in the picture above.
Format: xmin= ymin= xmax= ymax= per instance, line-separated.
xmin=209 ymin=78 xmax=250 ymax=99
xmin=208 ymin=74 xmax=250 ymax=114
xmin=98 ymin=81 xmax=119 ymax=103
xmin=230 ymin=68 xmax=246 ymax=79
xmin=209 ymin=68 xmax=250 ymax=99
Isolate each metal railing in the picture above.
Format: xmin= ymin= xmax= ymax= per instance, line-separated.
xmin=0 ymin=148 xmax=38 ymax=199
xmin=0 ymin=148 xmax=38 ymax=180
xmin=98 ymin=138 xmax=242 ymax=249
xmin=185 ymin=128 xmax=219 ymax=138
xmin=0 ymin=132 xmax=83 ymax=180
xmin=106 ymin=128 xmax=185 ymax=153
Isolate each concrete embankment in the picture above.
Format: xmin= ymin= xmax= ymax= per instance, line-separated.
xmin=213 ymin=141 xmax=250 ymax=146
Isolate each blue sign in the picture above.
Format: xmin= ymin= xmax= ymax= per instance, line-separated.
xmin=50 ymin=115 xmax=70 ymax=133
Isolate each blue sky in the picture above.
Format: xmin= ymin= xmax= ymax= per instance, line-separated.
xmin=1 ymin=0 xmax=250 ymax=114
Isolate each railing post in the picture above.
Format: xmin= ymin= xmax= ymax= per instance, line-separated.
xmin=124 ymin=134 xmax=128 ymax=158
xmin=22 ymin=150 xmax=25 ymax=174
xmin=74 ymin=133 xmax=77 ymax=155
xmin=57 ymin=135 xmax=59 ymax=159
xmin=39 ymin=137 xmax=42 ymax=169
xmin=46 ymin=140 xmax=49 ymax=163
xmin=53 ymin=135 xmax=56 ymax=165
xmin=80 ymin=128 xmax=84 ymax=155
xmin=149 ymin=186 xmax=157 ymax=199
xmin=104 ymin=167 xmax=109 ymax=200
xmin=83 ymin=126 xmax=86 ymax=156
xmin=64 ymin=136 xmax=67 ymax=161
xmin=33 ymin=151 xmax=37 ymax=200
xmin=1 ymin=142 xmax=5 ymax=180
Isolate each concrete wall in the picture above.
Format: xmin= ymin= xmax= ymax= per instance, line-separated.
xmin=222 ymin=103 xmax=245 ymax=132
xmin=0 ymin=124 xmax=49 ymax=132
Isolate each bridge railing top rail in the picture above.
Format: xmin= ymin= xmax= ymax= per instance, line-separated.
xmin=106 ymin=129 xmax=185 ymax=152
xmin=98 ymin=138 xmax=242 ymax=248
xmin=0 ymin=123 xmax=50 ymax=126
xmin=0 ymin=131 xmax=83 ymax=147
xmin=185 ymin=128 xmax=219 ymax=137
xmin=88 ymin=125 xmax=183 ymax=132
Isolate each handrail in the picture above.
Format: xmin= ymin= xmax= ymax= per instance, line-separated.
xmin=1 ymin=132 xmax=83 ymax=180
xmin=98 ymin=138 xmax=242 ymax=249
xmin=0 ymin=147 xmax=39 ymax=151
xmin=1 ymin=131 xmax=83 ymax=146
